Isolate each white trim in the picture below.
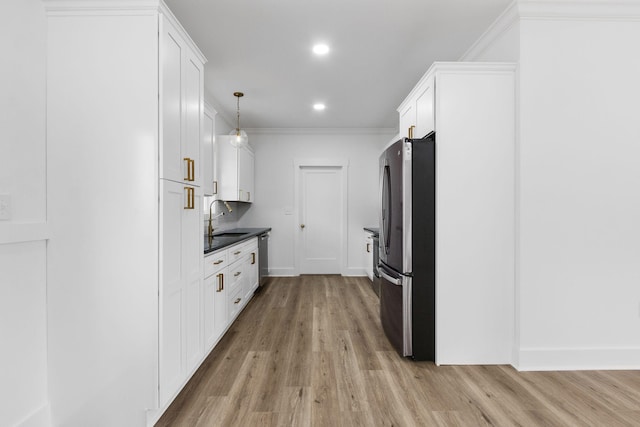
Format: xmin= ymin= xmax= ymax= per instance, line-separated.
xmin=518 ymin=0 xmax=640 ymax=21
xmin=0 ymin=222 xmax=49 ymax=245
xmin=293 ymin=159 xmax=349 ymax=276
xmin=15 ymin=403 xmax=51 ymax=427
xmin=398 ymin=62 xmax=517 ymax=114
xmin=244 ymin=127 xmax=397 ymax=136
xmin=342 ymin=268 xmax=368 ymax=277
xmin=459 ymin=1 xmax=520 ymax=61
xmin=266 ymin=268 xmax=296 ymax=277
xmin=516 ymin=347 xmax=640 ymax=371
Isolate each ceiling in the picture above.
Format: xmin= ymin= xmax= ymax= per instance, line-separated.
xmin=165 ymin=0 xmax=511 ymax=131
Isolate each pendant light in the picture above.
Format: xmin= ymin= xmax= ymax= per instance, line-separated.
xmin=229 ymin=91 xmax=248 ymax=146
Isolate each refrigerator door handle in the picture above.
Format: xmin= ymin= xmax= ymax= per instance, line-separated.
xmin=379 ymin=268 xmax=402 ymax=286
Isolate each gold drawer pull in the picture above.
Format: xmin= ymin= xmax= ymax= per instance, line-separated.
xmin=234 ymin=298 xmax=241 ymax=304
xmin=234 ymin=251 xmax=241 ymax=255
xmin=213 ymin=260 xmax=224 ymax=265
xmin=251 ymin=252 xmax=256 ymax=265
xmin=234 ymin=271 xmax=241 ymax=277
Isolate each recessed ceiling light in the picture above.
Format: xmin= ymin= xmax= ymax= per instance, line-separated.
xmin=313 ymin=103 xmax=326 ymax=111
xmin=312 ymin=44 xmax=330 ymax=55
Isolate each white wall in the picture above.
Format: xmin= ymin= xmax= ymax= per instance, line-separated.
xmin=237 ymin=131 xmax=391 ymax=276
xmin=464 ymin=0 xmax=640 ymax=370
xmin=0 ymin=1 xmax=50 ymax=426
xmin=517 ymin=16 xmax=640 ymax=370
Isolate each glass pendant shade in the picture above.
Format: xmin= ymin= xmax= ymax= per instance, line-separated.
xmin=229 ymin=128 xmax=248 ymax=146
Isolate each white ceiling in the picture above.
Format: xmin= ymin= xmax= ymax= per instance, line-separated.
xmin=165 ymin=0 xmax=511 ymax=130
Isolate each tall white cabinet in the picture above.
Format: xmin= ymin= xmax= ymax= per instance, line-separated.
xmin=45 ymin=1 xmax=206 ymax=425
xmin=398 ymin=62 xmax=516 ymax=365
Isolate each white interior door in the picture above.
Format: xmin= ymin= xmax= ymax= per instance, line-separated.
xmin=298 ymin=166 xmax=343 ymax=274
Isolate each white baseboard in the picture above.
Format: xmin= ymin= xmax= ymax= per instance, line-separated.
xmin=342 ymin=267 xmax=367 ymax=277
xmin=516 ymin=347 xmax=640 ymax=371
xmin=267 ymin=267 xmax=295 ymax=277
xmin=16 ymin=403 xmax=51 ymax=427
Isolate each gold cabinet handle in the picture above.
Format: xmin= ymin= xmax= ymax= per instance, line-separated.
xmin=184 ymin=158 xmax=195 ymax=181
xmin=408 ymin=125 xmax=416 ymax=139
xmin=234 ymin=271 xmax=241 ymax=277
xmin=234 ymin=298 xmax=241 ymax=304
xmin=234 ymin=250 xmax=241 ymax=255
xmin=300 ymin=224 xmax=305 ymax=229
xmin=216 ymin=273 xmax=224 ymax=292
xmin=184 ymin=187 xmax=194 ymax=209
xmin=213 ymin=259 xmax=224 ymax=265
xmin=251 ymin=252 xmax=256 ymax=265
xmin=213 ymin=180 xmax=218 ymax=195
xmin=184 ymin=157 xmax=191 ymax=181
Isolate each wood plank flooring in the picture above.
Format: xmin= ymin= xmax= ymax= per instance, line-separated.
xmin=156 ymin=276 xmax=640 ymax=426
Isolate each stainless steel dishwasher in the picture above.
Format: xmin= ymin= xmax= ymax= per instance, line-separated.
xmin=257 ymin=231 xmax=269 ymax=290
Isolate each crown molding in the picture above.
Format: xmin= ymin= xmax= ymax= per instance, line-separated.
xmin=243 ymin=128 xmax=397 ymax=136
xmin=460 ymin=1 xmax=520 ymax=61
xmin=518 ymin=0 xmax=640 ymax=21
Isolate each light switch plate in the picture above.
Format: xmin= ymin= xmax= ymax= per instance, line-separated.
xmin=0 ymin=194 xmax=11 ymax=220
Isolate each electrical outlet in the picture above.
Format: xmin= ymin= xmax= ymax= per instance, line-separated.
xmin=0 ymin=194 xmax=11 ymax=220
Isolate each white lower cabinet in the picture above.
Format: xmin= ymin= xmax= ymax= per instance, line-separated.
xmin=364 ymin=231 xmax=374 ymax=281
xmin=204 ymin=254 xmax=227 ymax=349
xmin=203 ymin=237 xmax=259 ymax=352
xmin=159 ymin=180 xmax=203 ymax=407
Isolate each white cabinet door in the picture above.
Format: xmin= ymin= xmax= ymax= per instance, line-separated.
xmin=184 ymin=185 xmax=203 ymax=372
xmin=238 ymin=146 xmax=254 ymax=202
xmin=364 ymin=232 xmax=374 ymax=281
xmin=204 ymin=267 xmax=227 ymax=350
xmin=160 ymin=16 xmax=203 ymax=186
xmin=414 ymin=75 xmax=435 ymax=138
xmin=184 ymin=50 xmax=203 ymax=187
xmin=160 ymin=18 xmax=185 ymax=184
xmin=159 ymin=180 xmax=186 ymax=405
xmin=202 ymin=106 xmax=217 ymax=196
xmin=244 ymin=245 xmax=259 ymax=299
xmin=159 ymin=180 xmax=202 ymax=406
xmin=216 ymin=135 xmax=239 ymax=201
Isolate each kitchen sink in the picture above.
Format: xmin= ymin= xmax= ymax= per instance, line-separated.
xmin=213 ymin=232 xmax=248 ymax=238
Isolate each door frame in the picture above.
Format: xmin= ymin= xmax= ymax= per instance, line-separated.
xmin=293 ymin=158 xmax=349 ymax=276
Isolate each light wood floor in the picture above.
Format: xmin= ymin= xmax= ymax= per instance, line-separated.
xmin=156 ymin=276 xmax=640 ymax=426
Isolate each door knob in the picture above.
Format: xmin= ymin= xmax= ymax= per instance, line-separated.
xmin=300 ymin=224 xmax=305 ymax=229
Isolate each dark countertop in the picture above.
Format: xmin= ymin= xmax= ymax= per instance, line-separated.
xmin=204 ymin=227 xmax=271 ymax=254
xmin=364 ymin=227 xmax=379 ymax=236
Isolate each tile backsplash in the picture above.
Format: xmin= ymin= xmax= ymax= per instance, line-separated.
xmin=202 ymin=197 xmax=251 ymax=233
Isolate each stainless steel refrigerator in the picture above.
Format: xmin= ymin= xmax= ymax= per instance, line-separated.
xmin=378 ymin=133 xmax=435 ymax=360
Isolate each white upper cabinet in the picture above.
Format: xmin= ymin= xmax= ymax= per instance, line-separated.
xmin=202 ymin=104 xmax=217 ymax=196
xmin=238 ymin=145 xmax=254 ymax=202
xmin=160 ymin=15 xmax=204 ymax=186
xmin=398 ymin=74 xmax=435 ymax=139
xmin=217 ymin=135 xmax=255 ymax=203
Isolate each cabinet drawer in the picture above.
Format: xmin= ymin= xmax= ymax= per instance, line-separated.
xmin=226 ymin=262 xmax=243 ymax=293
xmin=204 ymin=250 xmax=228 ymax=278
xmin=228 ymin=239 xmax=254 ymax=265
xmin=228 ymin=285 xmax=244 ymax=321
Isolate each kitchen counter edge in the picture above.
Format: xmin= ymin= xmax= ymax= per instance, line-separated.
xmin=204 ymin=227 xmax=271 ymax=255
